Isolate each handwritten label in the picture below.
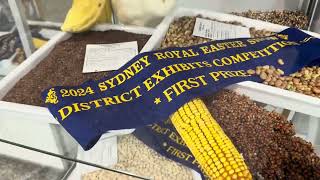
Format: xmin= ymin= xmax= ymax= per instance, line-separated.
xmin=83 ymin=41 xmax=138 ymax=73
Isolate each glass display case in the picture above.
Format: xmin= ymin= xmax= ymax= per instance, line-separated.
xmin=0 ymin=0 xmax=319 ymax=179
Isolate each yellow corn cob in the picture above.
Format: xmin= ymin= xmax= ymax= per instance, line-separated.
xmin=170 ymin=98 xmax=252 ymax=180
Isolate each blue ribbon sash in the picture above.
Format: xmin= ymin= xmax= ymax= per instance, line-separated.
xmin=42 ymin=28 xmax=320 ymax=150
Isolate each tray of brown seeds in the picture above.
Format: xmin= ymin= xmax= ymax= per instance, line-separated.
xmin=202 ymin=90 xmax=320 ymax=179
xmin=0 ymin=24 xmax=153 ymax=128
xmin=232 ymin=10 xmax=309 ymax=30
xmin=142 ymin=7 xmax=320 ymax=117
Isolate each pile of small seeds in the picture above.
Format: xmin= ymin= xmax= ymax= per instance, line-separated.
xmin=247 ymin=62 xmax=320 ymax=98
xmin=161 ymin=16 xmax=319 ymax=98
xmin=3 ymin=30 xmax=150 ymax=106
xmin=82 ymin=135 xmax=193 ymax=180
xmin=203 ymin=90 xmax=320 ymax=179
xmin=232 ymin=10 xmax=309 ymax=29
xmin=249 ymin=27 xmax=274 ymax=38
xmin=160 ymin=16 xmax=210 ymax=48
xmin=160 ymin=16 xmax=273 ymax=48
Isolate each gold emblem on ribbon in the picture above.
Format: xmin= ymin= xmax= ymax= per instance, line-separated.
xmin=45 ymin=88 xmax=59 ymax=104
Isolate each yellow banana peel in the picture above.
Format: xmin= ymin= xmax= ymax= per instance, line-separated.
xmin=61 ymin=0 xmax=107 ymax=33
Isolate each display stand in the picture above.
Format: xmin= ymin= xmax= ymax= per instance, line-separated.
xmin=8 ymin=0 xmax=35 ymax=57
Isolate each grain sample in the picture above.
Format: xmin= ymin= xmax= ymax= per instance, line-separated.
xmin=249 ymin=65 xmax=320 ymax=98
xmin=160 ymin=16 xmax=318 ymax=98
xmin=203 ymin=90 xmax=320 ymax=179
xmin=3 ymin=30 xmax=150 ymax=106
xmin=232 ymin=10 xmax=309 ymax=29
xmin=82 ymin=135 xmax=193 ymax=180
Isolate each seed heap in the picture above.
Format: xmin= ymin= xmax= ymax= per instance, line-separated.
xmin=161 ymin=16 xmax=319 ymax=98
xmin=247 ymin=61 xmax=320 ymax=98
xmin=160 ymin=16 xmax=274 ymax=49
xmin=170 ymin=99 xmax=252 ymax=179
xmin=160 ymin=16 xmax=210 ymax=48
xmin=82 ymin=135 xmax=193 ymax=180
xmin=203 ymin=90 xmax=320 ymax=179
xmin=249 ymin=27 xmax=274 ymax=38
xmin=3 ymin=30 xmax=151 ymax=106
xmin=232 ymin=10 xmax=309 ymax=29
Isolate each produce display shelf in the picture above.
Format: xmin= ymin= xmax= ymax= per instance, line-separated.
xmin=0 ymin=24 xmax=154 ymax=126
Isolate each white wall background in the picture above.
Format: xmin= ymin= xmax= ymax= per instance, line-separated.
xmin=176 ymin=0 xmax=302 ymax=12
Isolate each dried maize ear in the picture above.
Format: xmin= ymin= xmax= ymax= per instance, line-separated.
xmin=170 ymin=98 xmax=252 ymax=179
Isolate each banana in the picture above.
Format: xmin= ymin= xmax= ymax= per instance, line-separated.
xmin=61 ymin=0 xmax=107 ymax=33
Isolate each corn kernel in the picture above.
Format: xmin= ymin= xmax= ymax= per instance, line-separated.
xmin=217 ymin=164 xmax=224 ymax=170
xmin=229 ymin=169 xmax=235 ymax=175
xmin=232 ymin=174 xmax=238 ymax=179
xmin=222 ymin=172 xmax=228 ymax=178
xmin=219 ymin=168 xmax=225 ymax=174
xmin=220 ymin=157 xmax=227 ymax=163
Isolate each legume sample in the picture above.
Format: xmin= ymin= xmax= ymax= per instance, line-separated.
xmin=203 ymin=90 xmax=320 ymax=179
xmin=161 ymin=16 xmax=319 ymax=98
xmin=249 ymin=65 xmax=320 ymax=98
xmin=3 ymin=30 xmax=150 ymax=106
xmin=82 ymin=135 xmax=193 ymax=180
xmin=232 ymin=10 xmax=309 ymax=29
xmin=160 ymin=16 xmax=273 ymax=49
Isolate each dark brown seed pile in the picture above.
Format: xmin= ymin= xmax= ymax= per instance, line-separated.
xmin=3 ymin=30 xmax=150 ymax=106
xmin=232 ymin=10 xmax=309 ymax=29
xmin=203 ymin=90 xmax=320 ymax=179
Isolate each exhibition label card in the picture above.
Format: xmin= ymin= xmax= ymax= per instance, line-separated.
xmin=192 ymin=17 xmax=250 ymax=40
xmin=83 ymin=41 xmax=138 ymax=73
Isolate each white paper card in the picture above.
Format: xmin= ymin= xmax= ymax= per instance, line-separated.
xmin=102 ymin=136 xmax=118 ymax=166
xmin=192 ymin=18 xmax=250 ymax=40
xmin=77 ymin=136 xmax=118 ymax=167
xmin=83 ymin=41 xmax=138 ymax=73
